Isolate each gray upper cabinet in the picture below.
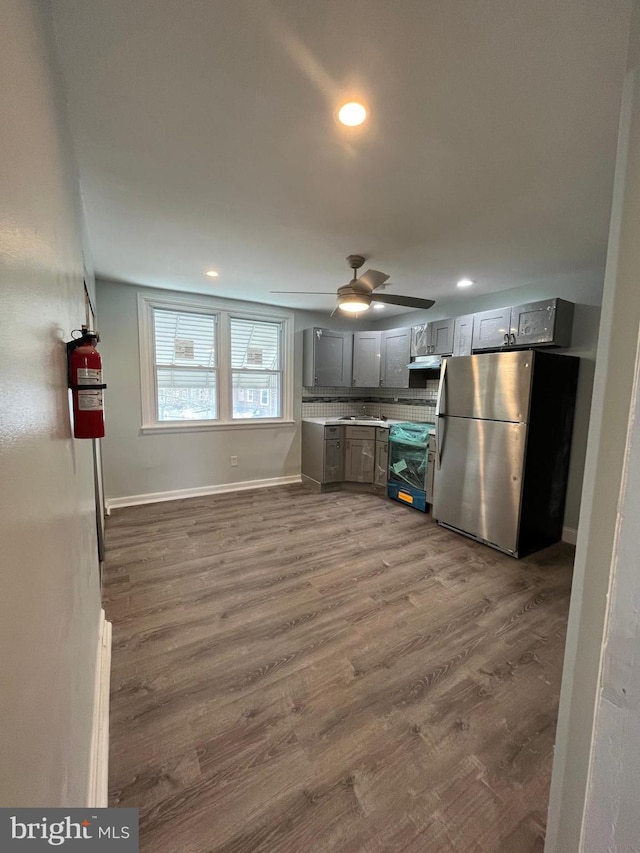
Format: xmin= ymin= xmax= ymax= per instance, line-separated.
xmin=352 ymin=330 xmax=382 ymax=387
xmin=303 ymin=328 xmax=353 ymax=387
xmin=429 ymin=318 xmax=455 ymax=355
xmin=452 ymin=314 xmax=474 ymax=356
xmin=471 ymin=306 xmax=513 ymax=351
xmin=411 ymin=319 xmax=455 ymax=356
xmin=411 ymin=323 xmax=430 ymax=358
xmin=509 ymin=298 xmax=574 ymax=348
xmin=472 ymin=298 xmax=574 ymax=352
xmin=381 ymin=327 xmax=411 ymax=387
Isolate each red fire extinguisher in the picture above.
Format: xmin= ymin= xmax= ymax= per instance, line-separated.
xmin=66 ymin=326 xmax=107 ymax=439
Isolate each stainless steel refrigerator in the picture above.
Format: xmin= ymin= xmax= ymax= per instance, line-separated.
xmin=432 ymin=349 xmax=579 ymax=557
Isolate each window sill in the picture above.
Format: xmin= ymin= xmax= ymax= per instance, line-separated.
xmin=140 ymin=419 xmax=297 ymax=435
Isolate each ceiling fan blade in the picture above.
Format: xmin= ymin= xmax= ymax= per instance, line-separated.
xmin=358 ymin=269 xmax=390 ymax=291
xmin=371 ymin=293 xmax=435 ymax=310
xmin=269 ymin=291 xmax=337 ymax=294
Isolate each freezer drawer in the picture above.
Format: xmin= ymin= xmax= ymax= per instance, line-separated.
xmin=433 ymin=416 xmax=526 ymax=554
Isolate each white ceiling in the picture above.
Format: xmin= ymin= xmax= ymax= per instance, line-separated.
xmin=52 ymin=0 xmax=631 ymax=317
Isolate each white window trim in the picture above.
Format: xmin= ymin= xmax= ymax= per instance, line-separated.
xmin=138 ymin=292 xmax=295 ymax=432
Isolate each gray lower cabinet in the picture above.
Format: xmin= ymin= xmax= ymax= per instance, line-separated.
xmin=303 ymin=422 xmax=389 ymax=489
xmin=345 ymin=425 xmax=376 ymax=483
xmin=302 ymin=422 xmax=344 ymax=484
xmin=375 ymin=436 xmax=388 ymax=486
xmin=345 ymin=439 xmax=375 ymax=482
xmin=303 ymin=328 xmax=353 ymax=387
xmin=452 ymin=314 xmax=474 ymax=356
xmin=381 ymin=327 xmax=411 ymax=387
xmin=352 ymin=330 xmax=382 ymax=387
xmin=324 ymin=438 xmax=344 ymax=483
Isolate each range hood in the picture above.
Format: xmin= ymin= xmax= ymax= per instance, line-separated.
xmin=407 ymin=355 xmax=442 ymax=370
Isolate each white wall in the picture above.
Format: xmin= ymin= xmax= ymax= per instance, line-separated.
xmin=96 ymin=279 xmax=365 ymax=501
xmin=374 ymin=270 xmax=605 ymax=532
xmin=546 ymin=3 xmax=640 ymax=848
xmin=0 ymin=0 xmax=102 ymax=806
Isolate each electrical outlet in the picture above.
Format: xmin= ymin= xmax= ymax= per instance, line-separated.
xmin=230 ymin=455 xmax=238 ymax=467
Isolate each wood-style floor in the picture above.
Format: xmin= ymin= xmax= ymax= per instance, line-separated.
xmin=104 ymin=484 xmax=573 ymax=853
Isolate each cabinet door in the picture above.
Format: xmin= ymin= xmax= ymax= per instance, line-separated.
xmin=411 ymin=324 xmax=431 ymax=358
xmin=381 ymin=328 xmax=411 ymax=387
xmin=428 ymin=318 xmax=455 ymax=355
xmin=509 ymin=298 xmax=574 ymax=348
xmin=452 ymin=314 xmax=474 ymax=357
xmin=352 ymin=330 xmax=382 ymax=387
xmin=471 ymin=307 xmax=512 ymax=351
xmin=303 ymin=328 xmax=353 ymax=387
xmin=345 ymin=439 xmax=375 ymax=482
xmin=375 ymin=440 xmax=389 ymax=486
xmin=323 ymin=439 xmax=344 ymax=483
xmin=301 ymin=421 xmax=324 ymax=483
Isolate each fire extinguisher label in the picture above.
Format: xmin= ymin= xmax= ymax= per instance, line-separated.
xmin=77 ymin=368 xmax=102 ymax=385
xmin=77 ymin=390 xmax=103 ymax=411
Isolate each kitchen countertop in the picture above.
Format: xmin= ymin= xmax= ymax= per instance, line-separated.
xmin=302 ymin=417 xmax=434 ymax=429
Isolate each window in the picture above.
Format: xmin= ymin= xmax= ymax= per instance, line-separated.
xmin=153 ymin=308 xmax=217 ymax=421
xmin=139 ymin=293 xmax=293 ymax=431
xmin=230 ymin=317 xmax=281 ymax=419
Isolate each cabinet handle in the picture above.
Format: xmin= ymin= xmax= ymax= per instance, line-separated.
xmin=510 ymin=333 xmax=517 ymax=345
xmin=503 ymin=334 xmax=509 ymax=346
xmin=315 ymin=376 xmax=318 ymax=384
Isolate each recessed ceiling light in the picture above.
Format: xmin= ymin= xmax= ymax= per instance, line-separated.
xmin=373 ymin=303 xmax=385 ymax=310
xmin=338 ymin=102 xmax=367 ymax=127
xmin=457 ymin=278 xmax=474 ymax=288
xmin=205 ymin=269 xmax=219 ymax=278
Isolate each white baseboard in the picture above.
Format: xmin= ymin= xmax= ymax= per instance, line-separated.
xmin=562 ymin=526 xmax=578 ymax=545
xmin=87 ymin=609 xmax=112 ymax=808
xmin=105 ymin=474 xmax=302 ymax=511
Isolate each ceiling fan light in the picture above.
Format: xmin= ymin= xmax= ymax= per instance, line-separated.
xmin=338 ymin=292 xmax=371 ymax=313
xmin=338 ymin=102 xmax=367 ymax=127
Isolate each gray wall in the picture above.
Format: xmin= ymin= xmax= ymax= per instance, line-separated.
xmin=0 ymin=0 xmax=102 ymax=806
xmin=374 ymin=270 xmax=605 ymax=532
xmin=99 ymin=273 xmax=601 ymax=532
xmin=96 ymin=279 xmax=364 ymax=500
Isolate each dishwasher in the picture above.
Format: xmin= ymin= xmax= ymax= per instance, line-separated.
xmin=387 ymin=422 xmax=435 ymax=512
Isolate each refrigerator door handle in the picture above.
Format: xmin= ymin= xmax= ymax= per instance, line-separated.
xmin=435 ymin=357 xmax=448 ymax=468
xmin=436 ymin=415 xmax=446 ymax=468
xmin=435 ymin=357 xmax=447 ymax=417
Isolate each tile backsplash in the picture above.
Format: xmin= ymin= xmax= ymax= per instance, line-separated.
xmin=302 ymin=381 xmax=439 ymax=423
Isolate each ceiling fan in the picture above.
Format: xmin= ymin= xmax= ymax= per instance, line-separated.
xmin=270 ymin=254 xmax=436 ymax=314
